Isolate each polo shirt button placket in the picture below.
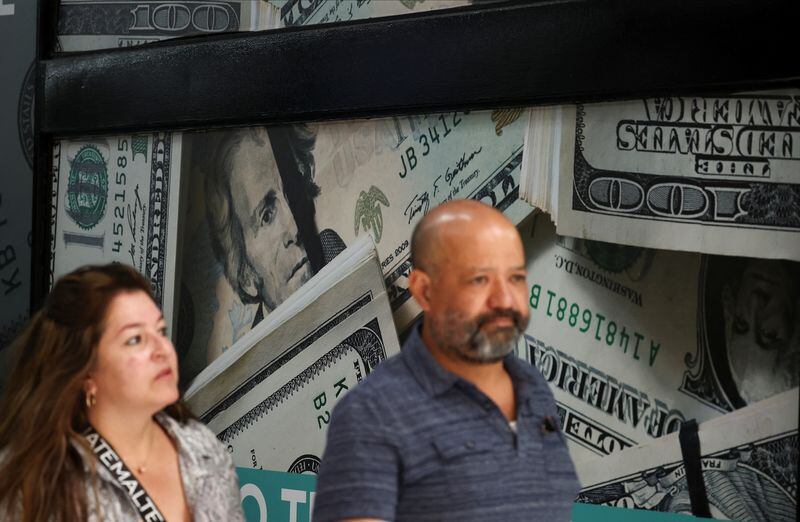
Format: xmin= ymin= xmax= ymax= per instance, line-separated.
xmin=508 ymin=424 xmax=519 ymax=449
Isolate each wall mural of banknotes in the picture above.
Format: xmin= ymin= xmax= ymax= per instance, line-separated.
xmin=45 ymin=109 xmax=529 ymax=388
xmin=30 ymin=5 xmax=800 ymax=522
xmin=515 ymin=213 xmax=800 ymax=463
xmin=176 ymin=110 xmax=531 ymax=384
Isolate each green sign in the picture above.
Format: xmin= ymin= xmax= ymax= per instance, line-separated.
xmin=237 ymin=468 xmax=317 ymax=522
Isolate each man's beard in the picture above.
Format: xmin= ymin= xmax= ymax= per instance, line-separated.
xmin=431 ymin=308 xmax=530 ymax=364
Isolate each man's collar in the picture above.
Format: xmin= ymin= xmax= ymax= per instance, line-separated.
xmin=402 ymin=320 xmax=539 ymax=397
xmin=503 ymin=354 xmax=542 ymax=417
xmin=402 ymin=322 xmax=460 ymax=397
xmin=503 ymin=349 xmax=539 ymax=386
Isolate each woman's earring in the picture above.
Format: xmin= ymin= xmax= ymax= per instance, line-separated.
xmin=85 ymin=391 xmax=96 ymax=408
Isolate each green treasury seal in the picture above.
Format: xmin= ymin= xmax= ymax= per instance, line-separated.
xmin=584 ymin=239 xmax=642 ymax=274
xmin=66 ymin=145 xmax=108 ymax=230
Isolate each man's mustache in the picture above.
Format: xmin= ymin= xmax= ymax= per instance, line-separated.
xmin=474 ymin=309 xmax=527 ymax=332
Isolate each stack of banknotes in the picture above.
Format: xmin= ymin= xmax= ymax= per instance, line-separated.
xmin=45 ymin=3 xmax=797 ymax=521
xmin=520 ymin=91 xmax=800 ymax=260
xmin=184 ymin=235 xmax=401 ymax=475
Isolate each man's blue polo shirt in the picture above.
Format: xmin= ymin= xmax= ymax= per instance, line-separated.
xmin=314 ymin=323 xmax=580 ymax=522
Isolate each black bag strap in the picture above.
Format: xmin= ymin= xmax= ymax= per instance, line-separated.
xmin=84 ymin=426 xmax=166 ymax=522
xmin=678 ymin=419 xmax=711 ymax=518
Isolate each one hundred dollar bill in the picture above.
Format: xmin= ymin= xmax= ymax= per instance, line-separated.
xmin=185 ymin=236 xmax=401 ymax=473
xmin=50 ymin=133 xmax=182 ymax=329
xmin=553 ymin=91 xmax=800 ymax=260
xmin=56 ymin=0 xmax=277 ymax=51
xmin=515 ymin=213 xmax=800 ymax=463
xmin=575 ymin=388 xmax=798 ymax=521
xmin=176 ymin=109 xmax=531 ymax=383
xmin=269 ymin=0 xmax=468 ymax=28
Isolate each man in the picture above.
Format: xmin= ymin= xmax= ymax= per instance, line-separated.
xmin=203 ymin=125 xmax=324 ymax=324
xmin=314 ymin=200 xmax=580 ymax=522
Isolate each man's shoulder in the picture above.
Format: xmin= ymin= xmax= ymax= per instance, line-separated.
xmin=508 ymin=353 xmax=557 ymax=397
xmin=510 ymin=353 xmax=547 ymax=381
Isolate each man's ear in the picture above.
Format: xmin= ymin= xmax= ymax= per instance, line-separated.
xmin=408 ymin=268 xmax=433 ymax=312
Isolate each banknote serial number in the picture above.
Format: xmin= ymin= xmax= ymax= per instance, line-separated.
xmin=529 ymin=283 xmax=662 ymax=367
xmin=312 ymin=376 xmax=350 ymax=430
xmin=397 ymin=111 xmax=466 ymax=179
xmin=111 ymin=138 xmax=130 ymax=253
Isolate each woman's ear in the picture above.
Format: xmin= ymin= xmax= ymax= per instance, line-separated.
xmin=83 ymin=375 xmax=96 ymax=397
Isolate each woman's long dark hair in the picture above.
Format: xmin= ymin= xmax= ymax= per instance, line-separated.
xmin=0 ymin=264 xmax=192 ymax=522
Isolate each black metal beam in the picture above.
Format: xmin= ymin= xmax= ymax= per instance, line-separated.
xmin=42 ymin=0 xmax=800 ymax=137
xmin=31 ymin=0 xmax=60 ymax=313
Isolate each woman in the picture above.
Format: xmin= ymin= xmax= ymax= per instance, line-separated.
xmin=0 ymin=264 xmax=244 ymax=521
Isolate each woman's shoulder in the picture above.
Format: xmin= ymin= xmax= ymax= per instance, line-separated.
xmin=156 ymin=411 xmax=244 ymax=520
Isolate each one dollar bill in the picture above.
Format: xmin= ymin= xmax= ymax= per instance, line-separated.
xmin=50 ymin=133 xmax=182 ymax=330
